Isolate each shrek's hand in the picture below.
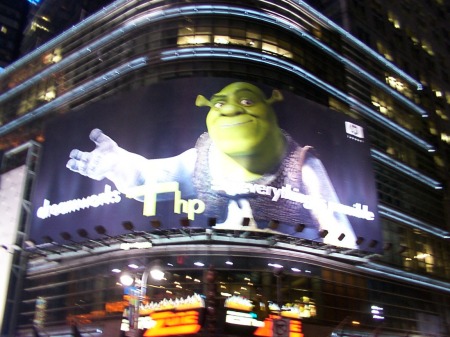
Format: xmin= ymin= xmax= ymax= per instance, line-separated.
xmin=66 ymin=129 xmax=145 ymax=192
xmin=67 ymin=128 xmax=119 ymax=180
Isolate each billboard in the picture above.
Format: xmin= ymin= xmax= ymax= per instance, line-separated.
xmin=30 ymin=78 xmax=380 ymax=251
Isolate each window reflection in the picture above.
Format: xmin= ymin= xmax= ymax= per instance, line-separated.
xmin=177 ymin=25 xmax=293 ymax=59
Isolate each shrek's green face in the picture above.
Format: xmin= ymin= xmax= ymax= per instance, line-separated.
xmin=203 ymin=82 xmax=280 ymax=156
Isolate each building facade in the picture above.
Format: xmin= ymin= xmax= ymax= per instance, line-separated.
xmin=0 ymin=0 xmax=29 ymax=69
xmin=0 ymin=1 xmax=449 ymax=336
xmin=20 ymin=0 xmax=115 ymax=55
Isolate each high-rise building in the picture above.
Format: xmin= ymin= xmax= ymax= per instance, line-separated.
xmin=0 ymin=1 xmax=449 ymax=337
xmin=0 ymin=0 xmax=29 ymax=69
xmin=309 ymin=0 xmax=450 ymax=178
xmin=20 ymin=0 xmax=114 ymax=54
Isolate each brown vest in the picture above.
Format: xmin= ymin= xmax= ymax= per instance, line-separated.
xmin=192 ymin=132 xmax=318 ymax=227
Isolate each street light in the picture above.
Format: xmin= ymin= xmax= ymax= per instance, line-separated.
xmin=120 ymin=273 xmax=135 ymax=287
xmin=141 ymin=260 xmax=165 ymax=300
xmin=150 ymin=268 xmax=165 ymax=281
xmin=120 ymin=260 xmax=166 ymax=335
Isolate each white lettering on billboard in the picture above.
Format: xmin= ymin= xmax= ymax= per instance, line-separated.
xmin=36 ymin=181 xmax=374 ymax=222
xmin=36 ymin=184 xmax=121 ymax=219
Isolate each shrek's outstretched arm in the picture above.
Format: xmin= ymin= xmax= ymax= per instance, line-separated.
xmin=66 ymin=128 xmax=196 ymax=196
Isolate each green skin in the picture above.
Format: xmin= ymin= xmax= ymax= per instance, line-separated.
xmin=196 ymin=82 xmax=286 ymax=181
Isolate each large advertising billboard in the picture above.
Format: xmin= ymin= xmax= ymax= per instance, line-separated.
xmin=30 ymin=78 xmax=380 ymax=251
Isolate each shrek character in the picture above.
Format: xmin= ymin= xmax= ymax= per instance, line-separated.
xmin=67 ymin=82 xmax=357 ymax=248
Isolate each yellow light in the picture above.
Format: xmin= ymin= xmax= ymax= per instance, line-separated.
xmin=186 ymin=35 xmax=210 ymax=44
xmin=44 ymin=90 xmax=56 ymax=101
xmin=214 ymin=36 xmax=229 ymax=44
xmin=414 ymin=253 xmax=430 ymax=259
xmin=52 ymin=54 xmax=62 ymax=63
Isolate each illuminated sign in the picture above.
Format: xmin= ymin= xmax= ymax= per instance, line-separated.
xmin=371 ymin=305 xmax=384 ymax=320
xmin=225 ymin=295 xmax=255 ymax=311
xmin=255 ymin=316 xmax=303 ymax=337
xmin=121 ymin=294 xmax=204 ymax=336
xmin=225 ymin=311 xmax=304 ymax=337
xmin=224 ymin=296 xmax=309 ymax=336
xmin=143 ymin=310 xmax=201 ymax=337
xmin=226 ymin=310 xmax=265 ymax=327
xmin=31 ymin=78 xmax=381 ymax=252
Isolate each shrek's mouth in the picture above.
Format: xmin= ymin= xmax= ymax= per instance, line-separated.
xmin=221 ymin=119 xmax=253 ymax=128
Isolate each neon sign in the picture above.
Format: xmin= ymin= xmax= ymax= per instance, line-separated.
xmin=121 ymin=294 xmax=205 ymax=336
xmin=143 ymin=310 xmax=201 ymax=337
xmin=254 ymin=316 xmax=304 ymax=337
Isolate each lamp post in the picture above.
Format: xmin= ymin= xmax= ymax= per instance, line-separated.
xmin=273 ymin=267 xmax=284 ymax=308
xmin=141 ymin=260 xmax=165 ymax=300
xmin=120 ymin=261 xmax=165 ymax=337
xmin=204 ymin=266 xmax=217 ymax=335
xmin=120 ymin=273 xmax=139 ymax=336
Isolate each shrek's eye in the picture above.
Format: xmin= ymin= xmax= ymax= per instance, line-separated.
xmin=240 ymin=99 xmax=254 ymax=106
xmin=214 ymin=101 xmax=225 ymax=108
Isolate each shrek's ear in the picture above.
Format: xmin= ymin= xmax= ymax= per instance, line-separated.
xmin=266 ymin=89 xmax=284 ymax=105
xmin=195 ymin=95 xmax=212 ymax=107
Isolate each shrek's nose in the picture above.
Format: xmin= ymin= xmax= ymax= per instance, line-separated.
xmin=219 ymin=103 xmax=245 ymax=116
